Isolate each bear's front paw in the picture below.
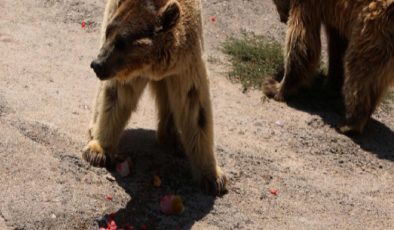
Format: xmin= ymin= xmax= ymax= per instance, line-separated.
xmin=201 ymin=166 xmax=228 ymax=196
xmin=82 ymin=140 xmax=107 ymax=167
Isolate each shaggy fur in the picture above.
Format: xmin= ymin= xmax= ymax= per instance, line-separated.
xmin=84 ymin=0 xmax=227 ymax=195
xmin=265 ymin=0 xmax=394 ymax=135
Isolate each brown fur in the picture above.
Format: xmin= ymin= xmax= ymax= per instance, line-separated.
xmin=264 ymin=0 xmax=394 ymax=135
xmin=83 ymin=0 xmax=227 ymax=195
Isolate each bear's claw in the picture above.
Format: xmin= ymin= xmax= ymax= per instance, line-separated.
xmin=82 ymin=140 xmax=107 ymax=167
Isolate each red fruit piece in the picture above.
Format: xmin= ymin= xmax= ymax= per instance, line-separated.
xmin=270 ymin=188 xmax=279 ymax=196
xmin=210 ymin=16 xmax=217 ymax=23
xmin=105 ymin=194 xmax=113 ymax=201
xmin=116 ymin=160 xmax=130 ymax=177
xmin=108 ymin=219 xmax=117 ymax=230
xmin=81 ymin=21 xmax=86 ymax=29
xmin=160 ymin=194 xmax=184 ymax=215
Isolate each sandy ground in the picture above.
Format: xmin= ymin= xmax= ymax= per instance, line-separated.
xmin=1 ymin=0 xmax=394 ymax=229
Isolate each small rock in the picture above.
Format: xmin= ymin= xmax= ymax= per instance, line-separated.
xmin=254 ymin=122 xmax=263 ymax=127
xmin=105 ymin=174 xmax=115 ymax=182
xmin=275 ymin=120 xmax=284 ymax=127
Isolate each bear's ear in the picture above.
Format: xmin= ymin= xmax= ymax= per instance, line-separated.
xmin=157 ymin=0 xmax=181 ymax=32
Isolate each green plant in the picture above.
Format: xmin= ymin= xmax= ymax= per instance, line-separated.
xmin=222 ymin=33 xmax=283 ymax=91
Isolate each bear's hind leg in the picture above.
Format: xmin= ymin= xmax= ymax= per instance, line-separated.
xmin=339 ymin=39 xmax=394 ymax=135
xmin=264 ymin=4 xmax=322 ymax=101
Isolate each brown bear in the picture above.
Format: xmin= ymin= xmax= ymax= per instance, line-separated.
xmin=265 ymin=0 xmax=394 ymax=135
xmin=83 ymin=0 xmax=227 ymax=195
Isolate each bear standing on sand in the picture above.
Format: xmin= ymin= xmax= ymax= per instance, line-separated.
xmin=265 ymin=0 xmax=394 ymax=135
xmin=83 ymin=0 xmax=227 ymax=195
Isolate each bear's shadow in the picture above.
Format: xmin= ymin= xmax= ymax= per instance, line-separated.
xmin=282 ymin=74 xmax=394 ymax=162
xmin=103 ymin=128 xmax=216 ymax=229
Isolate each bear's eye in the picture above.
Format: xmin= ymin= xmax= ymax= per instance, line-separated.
xmin=114 ymin=37 xmax=127 ymax=50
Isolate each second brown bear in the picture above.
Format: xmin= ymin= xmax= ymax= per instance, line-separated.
xmin=265 ymin=0 xmax=394 ymax=135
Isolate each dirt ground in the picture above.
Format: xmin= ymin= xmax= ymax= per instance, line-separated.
xmin=1 ymin=0 xmax=393 ymax=229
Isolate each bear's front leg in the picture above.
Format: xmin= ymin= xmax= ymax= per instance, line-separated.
xmin=83 ymin=78 xmax=148 ymax=167
xmin=166 ymin=74 xmax=227 ymax=196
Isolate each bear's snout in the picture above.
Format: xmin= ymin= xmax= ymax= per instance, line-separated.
xmin=90 ymin=60 xmax=110 ymax=80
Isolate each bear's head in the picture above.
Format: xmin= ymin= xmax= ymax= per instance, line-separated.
xmin=272 ymin=0 xmax=290 ymax=23
xmin=90 ymin=0 xmax=181 ymax=80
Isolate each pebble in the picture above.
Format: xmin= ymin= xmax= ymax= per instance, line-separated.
xmin=105 ymin=174 xmax=115 ymax=182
